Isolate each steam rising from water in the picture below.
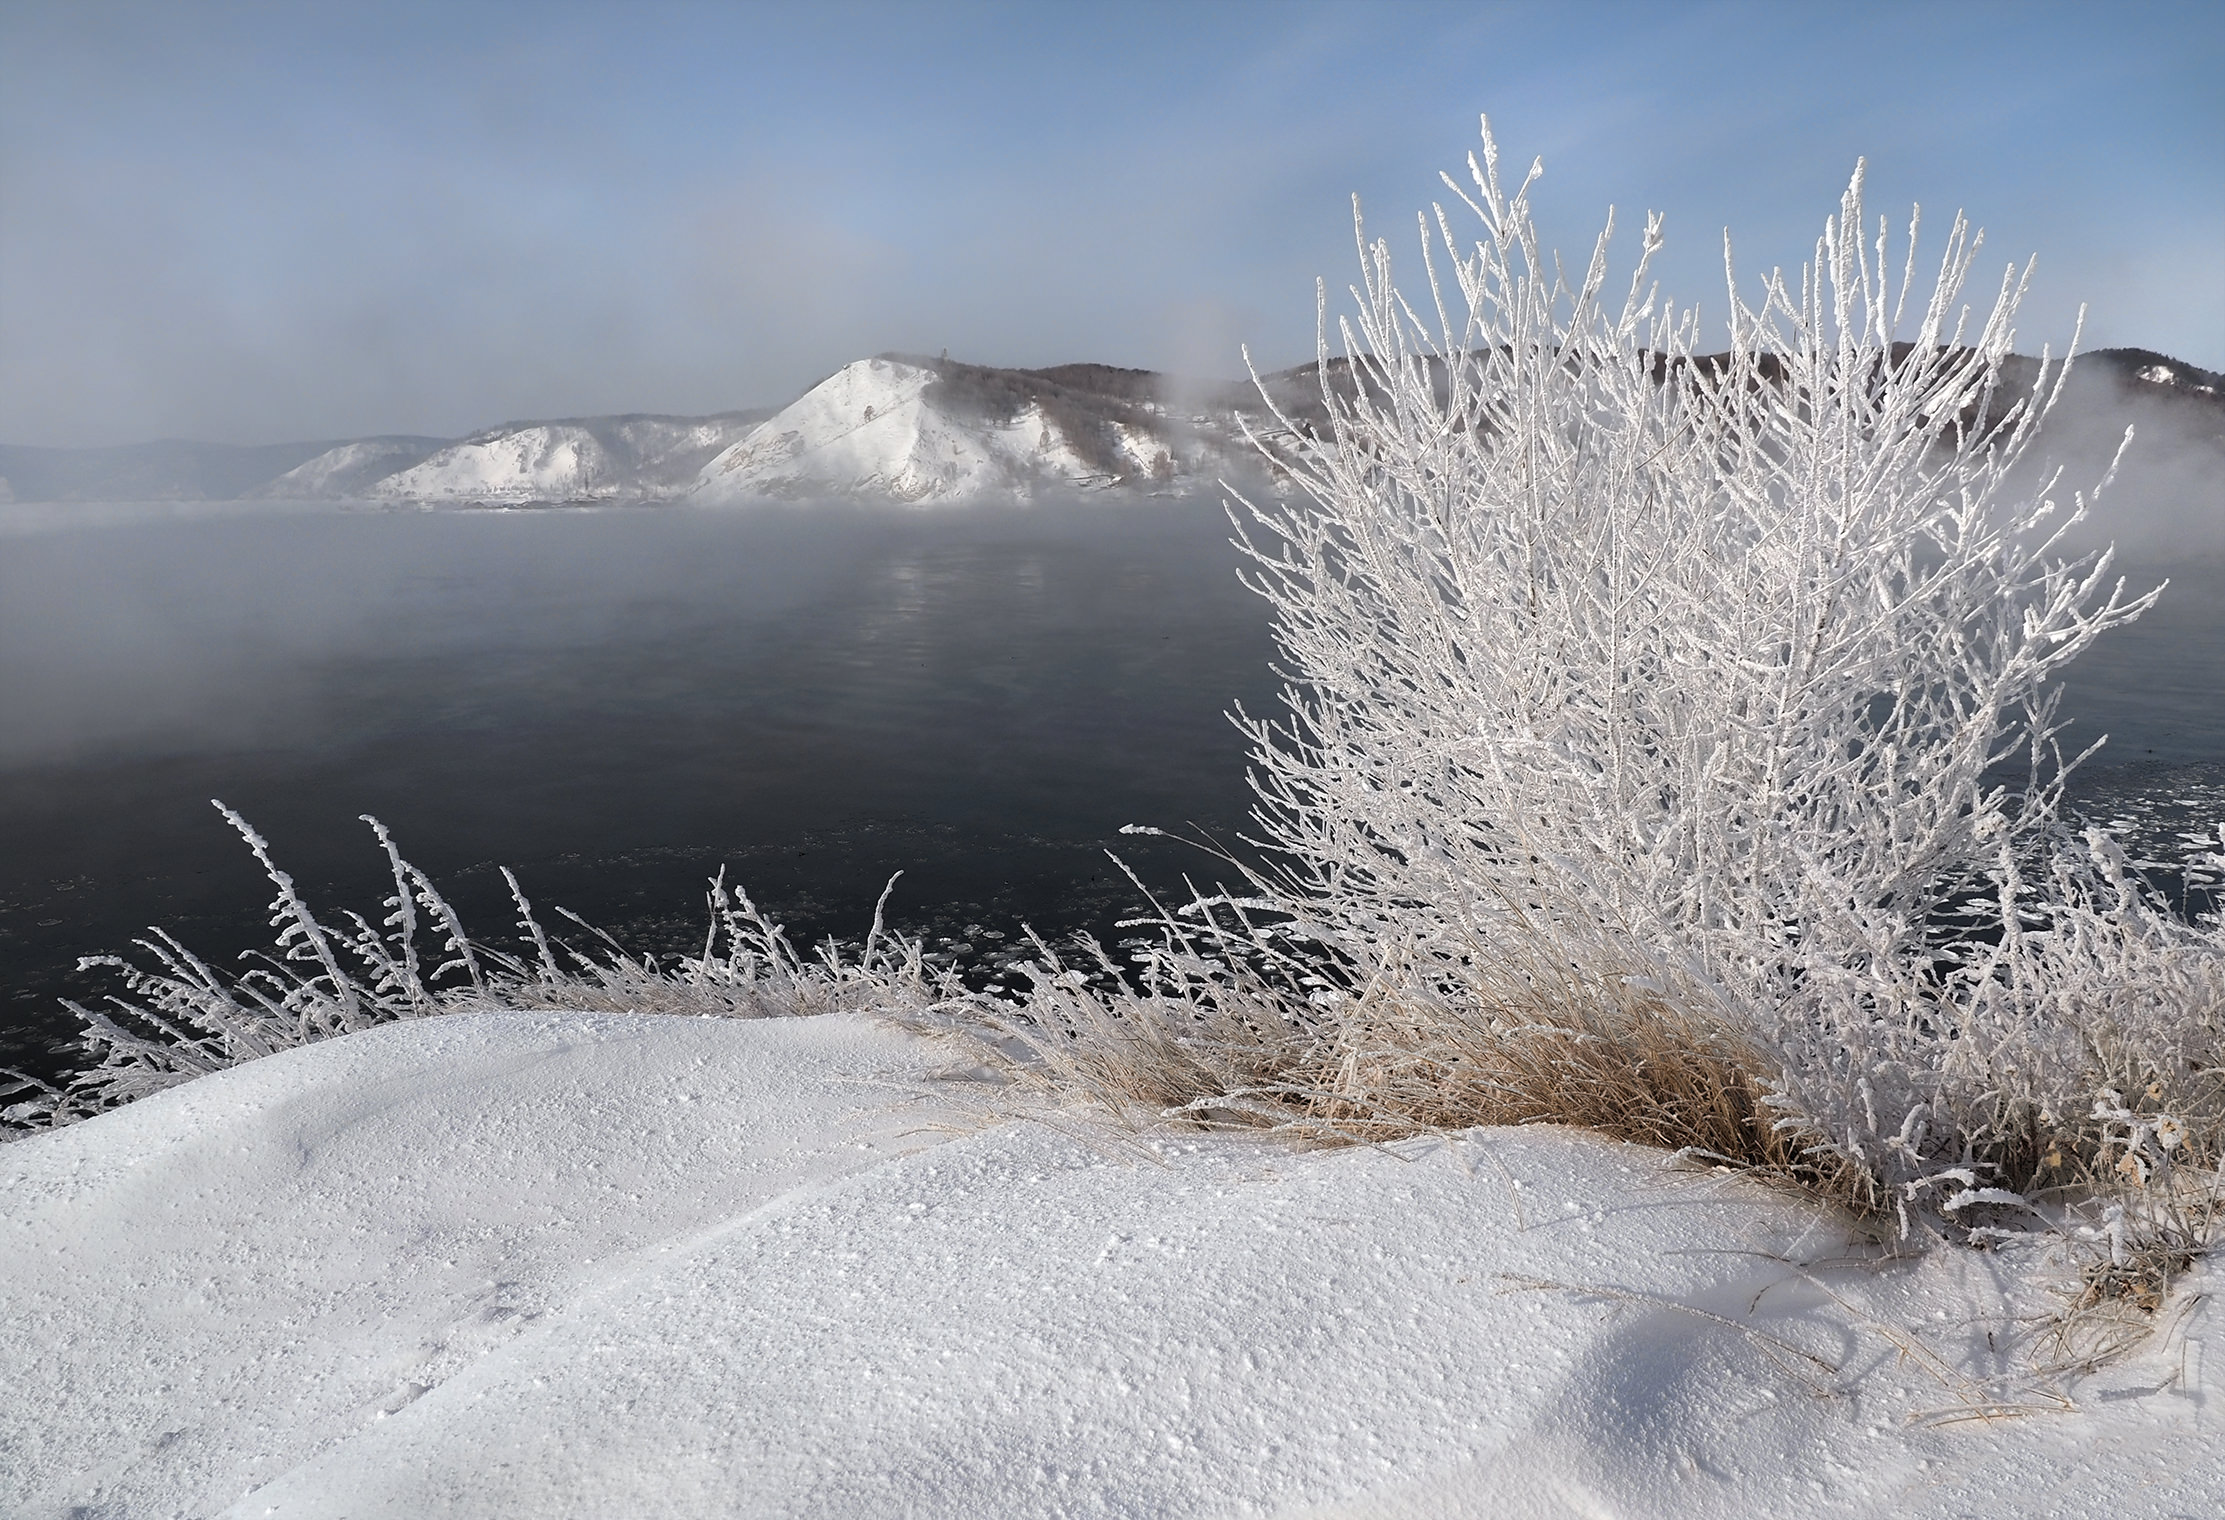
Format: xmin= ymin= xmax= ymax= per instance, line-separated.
xmin=0 ymin=503 xmax=886 ymax=768
xmin=2032 ymin=372 xmax=2225 ymax=562
xmin=0 ymin=497 xmax=1279 ymax=1081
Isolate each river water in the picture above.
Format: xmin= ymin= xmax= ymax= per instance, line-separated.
xmin=1 ymin=497 xmax=2216 ymax=1085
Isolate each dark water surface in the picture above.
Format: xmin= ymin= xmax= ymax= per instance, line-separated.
xmin=0 ymin=498 xmax=1278 ymax=1082
xmin=1 ymin=499 xmax=2218 ymax=1086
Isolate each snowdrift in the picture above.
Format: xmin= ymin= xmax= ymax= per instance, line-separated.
xmin=5 ymin=1011 xmax=2217 ymax=1518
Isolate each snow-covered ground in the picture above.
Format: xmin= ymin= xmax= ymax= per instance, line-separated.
xmin=253 ymin=415 xmax=762 ymax=504
xmin=4 ymin=1010 xmax=2218 ymax=1518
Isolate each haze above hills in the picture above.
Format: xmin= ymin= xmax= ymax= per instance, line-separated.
xmin=2 ymin=349 xmax=2219 ymax=533
xmin=0 ymin=355 xmax=1272 ymax=508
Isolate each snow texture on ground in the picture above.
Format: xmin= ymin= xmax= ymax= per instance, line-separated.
xmin=4 ymin=1011 xmax=2219 ymax=1518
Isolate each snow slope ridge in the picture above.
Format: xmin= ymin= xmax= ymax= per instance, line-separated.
xmin=357 ymin=413 xmax=766 ymax=504
xmin=12 ymin=344 xmax=2215 ymax=506
xmin=248 ymin=437 xmax=446 ymax=499
xmin=691 ymin=355 xmax=1221 ymax=504
xmin=372 ymin=424 xmax=619 ymax=503
xmin=5 ymin=1011 xmax=2217 ymax=1519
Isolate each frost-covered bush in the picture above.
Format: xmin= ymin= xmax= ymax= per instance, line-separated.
xmin=1210 ymin=118 xmax=2225 ymax=1215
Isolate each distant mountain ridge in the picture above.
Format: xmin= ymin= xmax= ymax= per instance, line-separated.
xmin=690 ymin=355 xmax=1249 ymax=503
xmin=3 ymin=347 xmax=2219 ymax=507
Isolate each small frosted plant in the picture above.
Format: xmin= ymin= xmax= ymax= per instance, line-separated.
xmin=1 ymin=803 xmax=947 ymax=1131
xmin=0 ymin=805 xmax=475 ymax=1124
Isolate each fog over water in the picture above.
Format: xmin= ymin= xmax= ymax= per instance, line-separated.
xmin=2 ymin=480 xmax=2219 ymax=1088
xmin=0 ymin=499 xmax=1277 ymax=1081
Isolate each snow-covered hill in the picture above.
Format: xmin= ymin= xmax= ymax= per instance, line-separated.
xmin=691 ymin=355 xmax=1237 ymax=504
xmin=247 ymin=437 xmax=446 ymax=499
xmin=359 ymin=413 xmax=764 ymax=504
xmin=374 ymin=424 xmax=618 ymax=503
xmin=4 ymin=347 xmax=2218 ymax=509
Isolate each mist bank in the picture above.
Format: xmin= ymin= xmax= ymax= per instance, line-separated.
xmin=4 ymin=346 xmax=2208 ymax=529
xmin=0 ymin=354 xmax=1273 ymax=508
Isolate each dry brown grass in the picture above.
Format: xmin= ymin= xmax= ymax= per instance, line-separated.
xmin=918 ymin=920 xmax=2225 ymax=1382
xmin=929 ymin=921 xmax=1885 ymax=1221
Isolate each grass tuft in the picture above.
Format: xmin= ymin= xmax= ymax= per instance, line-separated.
xmin=1 ymin=804 xmax=954 ymax=1133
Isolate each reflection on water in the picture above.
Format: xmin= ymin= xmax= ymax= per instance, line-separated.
xmin=0 ymin=501 xmax=2216 ymax=1087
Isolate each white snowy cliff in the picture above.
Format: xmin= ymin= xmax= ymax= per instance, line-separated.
xmin=372 ymin=424 xmax=617 ymax=503
xmin=370 ymin=414 xmax=762 ymax=504
xmin=4 ymin=347 xmax=2216 ymax=512
xmin=690 ymin=356 xmax=1196 ymax=504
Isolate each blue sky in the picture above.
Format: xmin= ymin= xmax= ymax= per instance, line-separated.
xmin=3 ymin=0 xmax=2220 ymax=446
